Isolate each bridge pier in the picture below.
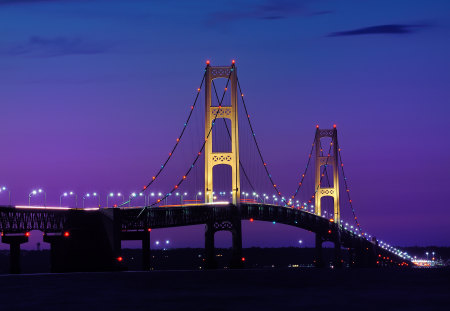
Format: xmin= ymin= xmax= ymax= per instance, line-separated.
xmin=205 ymin=217 xmax=243 ymax=269
xmin=334 ymin=238 xmax=343 ymax=268
xmin=314 ymin=234 xmax=325 ymax=268
xmin=120 ymin=229 xmax=151 ymax=271
xmin=333 ymin=230 xmax=343 ymax=268
xmin=42 ymin=209 xmax=122 ymax=273
xmin=315 ymin=232 xmax=343 ymax=268
xmin=205 ymin=221 xmax=217 ymax=269
xmin=230 ymin=219 xmax=243 ymax=269
xmin=2 ymin=234 xmax=28 ymax=274
xmin=43 ymin=234 xmax=63 ymax=273
xmin=142 ymin=229 xmax=151 ymax=271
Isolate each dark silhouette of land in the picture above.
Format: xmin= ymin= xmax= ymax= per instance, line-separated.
xmin=0 ymin=247 xmax=448 ymax=273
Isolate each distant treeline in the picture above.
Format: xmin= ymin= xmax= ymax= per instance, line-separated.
xmin=0 ymin=246 xmax=448 ymax=274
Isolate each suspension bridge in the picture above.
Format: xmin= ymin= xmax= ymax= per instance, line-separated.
xmin=0 ymin=61 xmax=412 ymax=273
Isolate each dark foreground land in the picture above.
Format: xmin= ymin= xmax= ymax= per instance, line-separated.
xmin=0 ymin=268 xmax=448 ymax=311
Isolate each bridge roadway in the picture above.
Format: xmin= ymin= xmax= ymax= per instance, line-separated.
xmin=0 ymin=203 xmax=410 ymax=273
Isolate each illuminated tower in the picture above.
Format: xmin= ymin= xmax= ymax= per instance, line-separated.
xmin=314 ymin=126 xmax=340 ymax=223
xmin=204 ymin=62 xmax=240 ymax=205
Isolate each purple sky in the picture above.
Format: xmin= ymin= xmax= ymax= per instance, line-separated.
xmin=1 ymin=0 xmax=450 ymax=250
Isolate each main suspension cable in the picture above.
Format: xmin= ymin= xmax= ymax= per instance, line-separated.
xmin=289 ymin=136 xmax=315 ymax=201
xmin=120 ymin=69 xmax=207 ymax=207
xmin=236 ymin=77 xmax=287 ymax=205
xmin=336 ymin=140 xmax=362 ymax=234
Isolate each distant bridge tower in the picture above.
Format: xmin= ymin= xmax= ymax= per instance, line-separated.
xmin=314 ymin=126 xmax=340 ymax=223
xmin=204 ymin=62 xmax=240 ymax=205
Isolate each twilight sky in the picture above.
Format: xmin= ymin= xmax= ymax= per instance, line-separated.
xmin=1 ymin=0 xmax=450 ymax=250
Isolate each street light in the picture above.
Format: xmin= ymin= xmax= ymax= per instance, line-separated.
xmin=107 ymin=192 xmax=113 ymax=208
xmin=298 ymin=240 xmax=303 ymax=247
xmin=106 ymin=192 xmax=123 ymax=208
xmin=196 ymin=191 xmax=202 ymax=203
xmin=129 ymin=192 xmax=144 ymax=207
xmin=0 ymin=186 xmax=11 ymax=205
xmin=146 ymin=192 xmax=155 ymax=206
xmin=29 ymin=188 xmax=46 ymax=206
xmin=117 ymin=192 xmax=124 ymax=203
xmin=60 ymin=191 xmax=77 ymax=207
xmin=83 ymin=192 xmax=99 ymax=208
xmin=165 ymin=193 xmax=170 ymax=205
xmin=181 ymin=192 xmax=187 ymax=204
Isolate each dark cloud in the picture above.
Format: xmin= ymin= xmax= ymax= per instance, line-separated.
xmin=2 ymin=36 xmax=110 ymax=57
xmin=328 ymin=24 xmax=429 ymax=37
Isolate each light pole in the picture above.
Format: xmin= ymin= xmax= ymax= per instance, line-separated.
xmin=196 ymin=191 xmax=202 ymax=203
xmin=107 ymin=192 xmax=114 ymax=208
xmin=83 ymin=192 xmax=99 ymax=208
xmin=181 ymin=192 xmax=187 ymax=204
xmin=129 ymin=192 xmax=144 ymax=207
xmin=129 ymin=192 xmax=135 ymax=207
xmin=60 ymin=191 xmax=77 ymax=207
xmin=157 ymin=192 xmax=163 ymax=205
xmin=165 ymin=193 xmax=170 ymax=205
xmin=298 ymin=240 xmax=303 ymax=247
xmin=106 ymin=192 xmax=123 ymax=208
xmin=146 ymin=192 xmax=155 ymax=206
xmin=29 ymin=188 xmax=46 ymax=206
xmin=0 ymin=186 xmax=11 ymax=205
xmin=117 ymin=192 xmax=124 ymax=205
xmin=425 ymin=252 xmax=429 ymax=260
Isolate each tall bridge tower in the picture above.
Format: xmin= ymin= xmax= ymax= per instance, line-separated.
xmin=203 ymin=62 xmax=243 ymax=268
xmin=204 ymin=63 xmax=240 ymax=205
xmin=314 ymin=126 xmax=340 ymax=223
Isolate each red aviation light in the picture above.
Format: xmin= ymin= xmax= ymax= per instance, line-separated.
xmin=232 ymin=59 xmax=235 ymax=64
xmin=249 ymin=218 xmax=254 ymax=222
xmin=25 ymin=232 xmax=30 ymax=237
xmin=206 ymin=60 xmax=210 ymax=65
xmin=241 ymin=257 xmax=245 ymax=262
xmin=148 ymin=228 xmax=152 ymax=232
xmin=117 ymin=256 xmax=123 ymax=262
xmin=333 ymin=124 xmax=337 ymax=128
xmin=64 ymin=231 xmax=70 ymax=237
